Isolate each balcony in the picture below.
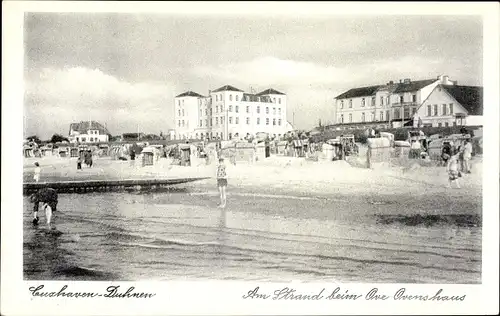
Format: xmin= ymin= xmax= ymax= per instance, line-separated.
xmin=391 ymin=101 xmax=418 ymax=108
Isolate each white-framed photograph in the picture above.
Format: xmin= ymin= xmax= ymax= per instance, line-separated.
xmin=2 ymin=1 xmax=499 ymax=315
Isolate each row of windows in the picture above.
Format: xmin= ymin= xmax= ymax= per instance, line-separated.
xmin=199 ymin=117 xmax=282 ymax=127
xmin=339 ymin=112 xmax=386 ymax=124
xmin=75 ymin=137 xmax=100 ymax=142
xmin=198 ymin=105 xmax=283 ymax=116
xmin=216 ymin=94 xmax=283 ymax=104
xmin=87 ymin=130 xmax=100 ymax=135
xmin=339 ymin=94 xmax=417 ymax=109
xmin=192 ymin=132 xmax=285 ymax=140
xmin=437 ymin=122 xmax=454 ymax=127
xmin=338 ymin=108 xmax=419 ymax=123
xmin=427 ymin=103 xmax=454 ymax=117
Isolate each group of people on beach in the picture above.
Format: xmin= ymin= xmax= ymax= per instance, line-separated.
xmin=445 ymin=138 xmax=473 ymax=189
xmin=76 ymin=150 xmax=94 ymax=170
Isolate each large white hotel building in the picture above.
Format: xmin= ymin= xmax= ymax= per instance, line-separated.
xmin=174 ymin=85 xmax=291 ymax=141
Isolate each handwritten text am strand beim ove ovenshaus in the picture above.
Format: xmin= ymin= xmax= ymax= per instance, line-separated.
xmin=242 ymin=287 xmax=466 ymax=301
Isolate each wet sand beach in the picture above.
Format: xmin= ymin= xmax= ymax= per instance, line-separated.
xmin=23 ymin=156 xmax=482 ymax=283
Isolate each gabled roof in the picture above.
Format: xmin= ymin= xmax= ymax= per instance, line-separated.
xmin=242 ymin=93 xmax=272 ymax=103
xmin=335 ymin=85 xmax=382 ymax=99
xmin=336 ymin=78 xmax=439 ymax=99
xmin=212 ymin=85 xmax=243 ymax=93
xmin=393 ymin=79 xmax=436 ymax=93
xmin=175 ymin=91 xmax=205 ymax=98
xmin=69 ymin=121 xmax=110 ymax=136
xmin=443 ymin=85 xmax=483 ymax=115
xmin=256 ymin=88 xmax=285 ymax=96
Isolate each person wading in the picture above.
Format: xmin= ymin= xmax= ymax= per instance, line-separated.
xmin=216 ymin=157 xmax=228 ymax=208
xmin=30 ymin=188 xmax=58 ymax=227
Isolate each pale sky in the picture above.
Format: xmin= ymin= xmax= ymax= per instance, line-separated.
xmin=24 ymin=13 xmax=483 ymax=139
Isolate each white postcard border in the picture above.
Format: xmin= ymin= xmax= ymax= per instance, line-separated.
xmin=1 ymin=2 xmax=498 ymax=315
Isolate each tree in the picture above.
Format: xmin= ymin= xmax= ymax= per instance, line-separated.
xmin=26 ymin=135 xmax=41 ymax=144
xmin=50 ymin=134 xmax=69 ymax=143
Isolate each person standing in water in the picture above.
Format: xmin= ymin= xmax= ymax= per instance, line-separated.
xmin=30 ymin=187 xmax=58 ymax=227
xmin=33 ymin=162 xmax=41 ymax=182
xmin=216 ymin=157 xmax=227 ymax=208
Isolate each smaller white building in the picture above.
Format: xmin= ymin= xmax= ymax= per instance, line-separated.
xmin=68 ymin=121 xmax=110 ymax=143
xmin=413 ymin=84 xmax=483 ymax=128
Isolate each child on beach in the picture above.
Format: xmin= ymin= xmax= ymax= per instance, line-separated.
xmin=216 ymin=157 xmax=227 ymax=208
xmin=33 ymin=162 xmax=41 ymax=182
xmin=447 ymin=154 xmax=461 ymax=189
xmin=77 ymin=156 xmax=82 ymax=170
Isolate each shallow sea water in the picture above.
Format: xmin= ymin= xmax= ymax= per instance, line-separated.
xmin=23 ymin=187 xmax=481 ymax=283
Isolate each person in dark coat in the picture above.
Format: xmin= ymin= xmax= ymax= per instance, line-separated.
xmin=130 ymin=149 xmax=136 ymax=167
xmin=30 ymin=188 xmax=58 ymax=226
xmin=84 ymin=150 xmax=93 ymax=168
xmin=77 ymin=156 xmax=82 ymax=170
xmin=441 ymin=143 xmax=452 ymax=166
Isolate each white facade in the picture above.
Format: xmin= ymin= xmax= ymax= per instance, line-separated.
xmin=414 ymin=85 xmax=483 ymax=127
xmin=174 ymin=94 xmax=199 ymax=139
xmin=335 ymin=75 xmax=456 ymax=128
xmin=174 ymin=87 xmax=289 ymax=141
xmin=69 ymin=130 xmax=109 ymax=143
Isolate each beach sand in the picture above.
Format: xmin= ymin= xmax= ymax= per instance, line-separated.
xmin=23 ymin=154 xmax=482 ymax=224
xmin=24 ymin=154 xmax=482 ymax=202
xmin=22 ymin=154 xmax=482 ymax=282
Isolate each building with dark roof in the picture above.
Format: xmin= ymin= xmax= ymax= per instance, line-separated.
xmin=256 ymin=88 xmax=285 ymax=96
xmin=414 ymin=84 xmax=483 ymax=127
xmin=212 ymin=85 xmax=244 ymax=93
xmin=335 ymin=85 xmax=383 ymax=100
xmin=68 ymin=121 xmax=110 ymax=143
xmin=174 ymin=85 xmax=289 ymax=141
xmin=175 ymin=91 xmax=205 ymax=98
xmin=334 ymin=75 xmax=458 ymax=129
xmin=442 ymin=85 xmax=483 ymax=116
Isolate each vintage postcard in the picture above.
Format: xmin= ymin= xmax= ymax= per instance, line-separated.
xmin=1 ymin=1 xmax=499 ymax=315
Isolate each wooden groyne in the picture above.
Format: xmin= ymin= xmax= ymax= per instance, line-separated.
xmin=23 ymin=178 xmax=210 ymax=195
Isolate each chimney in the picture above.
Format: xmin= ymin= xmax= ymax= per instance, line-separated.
xmin=208 ymin=90 xmax=212 ymax=95
xmin=399 ymin=79 xmax=402 ymax=83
